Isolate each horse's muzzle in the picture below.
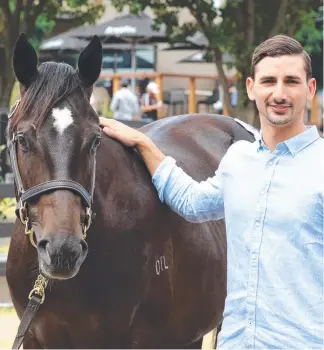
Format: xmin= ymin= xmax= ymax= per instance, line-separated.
xmin=37 ymin=234 xmax=88 ymax=280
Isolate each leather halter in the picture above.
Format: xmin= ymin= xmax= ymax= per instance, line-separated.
xmin=7 ymin=131 xmax=96 ymax=233
xmin=7 ymin=85 xmax=97 ymax=231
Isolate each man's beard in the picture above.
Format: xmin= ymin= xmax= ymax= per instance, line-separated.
xmin=266 ymin=112 xmax=294 ymax=125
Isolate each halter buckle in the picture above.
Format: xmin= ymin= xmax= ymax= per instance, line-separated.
xmin=83 ymin=207 xmax=92 ymax=238
xmin=19 ymin=200 xmax=28 ymax=224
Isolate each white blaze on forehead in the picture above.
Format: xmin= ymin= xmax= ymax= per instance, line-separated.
xmin=52 ymin=107 xmax=73 ymax=135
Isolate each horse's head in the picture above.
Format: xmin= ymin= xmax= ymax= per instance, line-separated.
xmin=9 ymin=33 xmax=103 ymax=280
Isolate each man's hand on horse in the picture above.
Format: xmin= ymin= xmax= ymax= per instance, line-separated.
xmin=99 ymin=117 xmax=144 ymax=148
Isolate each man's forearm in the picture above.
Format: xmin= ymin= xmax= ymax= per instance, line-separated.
xmin=136 ymin=135 xmax=166 ymax=176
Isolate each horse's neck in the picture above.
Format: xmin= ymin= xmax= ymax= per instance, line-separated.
xmin=97 ymin=136 xmax=147 ymax=180
xmin=90 ymin=136 xmax=167 ymax=273
xmin=94 ymin=136 xmax=157 ymax=228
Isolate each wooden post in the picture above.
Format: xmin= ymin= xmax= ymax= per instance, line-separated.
xmin=189 ymin=77 xmax=196 ymax=114
xmin=223 ymin=100 xmax=229 ymax=116
xmin=311 ymin=95 xmax=319 ymax=125
xmin=155 ymin=74 xmax=164 ymax=119
xmin=112 ymin=76 xmax=120 ymax=95
xmin=155 ymin=74 xmax=163 ymax=101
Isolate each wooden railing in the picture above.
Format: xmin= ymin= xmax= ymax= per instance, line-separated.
xmin=100 ymin=72 xmax=237 ymax=115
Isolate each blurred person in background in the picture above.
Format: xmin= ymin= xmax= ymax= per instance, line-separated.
xmin=110 ymin=79 xmax=140 ymax=120
xmin=140 ymin=81 xmax=163 ymax=122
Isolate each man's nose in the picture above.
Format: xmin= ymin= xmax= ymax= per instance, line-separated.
xmin=272 ymin=82 xmax=286 ymax=101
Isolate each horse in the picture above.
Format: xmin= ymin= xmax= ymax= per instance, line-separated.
xmin=6 ymin=33 xmax=255 ymax=349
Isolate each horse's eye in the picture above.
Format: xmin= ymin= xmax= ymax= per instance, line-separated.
xmin=17 ymin=135 xmax=28 ymax=151
xmin=91 ymin=136 xmax=101 ymax=150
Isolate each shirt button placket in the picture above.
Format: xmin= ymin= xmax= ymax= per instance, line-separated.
xmin=246 ymin=162 xmax=273 ymax=348
xmin=246 ymin=176 xmax=269 ymax=349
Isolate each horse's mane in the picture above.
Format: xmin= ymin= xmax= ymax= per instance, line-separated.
xmin=9 ymin=62 xmax=86 ymax=134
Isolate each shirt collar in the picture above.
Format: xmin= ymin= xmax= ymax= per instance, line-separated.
xmin=256 ymin=126 xmax=320 ymax=156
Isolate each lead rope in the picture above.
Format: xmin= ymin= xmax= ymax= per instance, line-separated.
xmin=11 ymin=276 xmax=48 ymax=349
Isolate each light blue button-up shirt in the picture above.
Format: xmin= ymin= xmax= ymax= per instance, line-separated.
xmin=152 ymin=126 xmax=324 ymax=349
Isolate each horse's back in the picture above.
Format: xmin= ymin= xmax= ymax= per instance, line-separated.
xmin=141 ymin=114 xmax=255 ymax=180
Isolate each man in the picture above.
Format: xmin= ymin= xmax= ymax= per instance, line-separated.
xmin=140 ymin=81 xmax=163 ymax=121
xmin=110 ymin=78 xmax=139 ymax=120
xmin=99 ymin=35 xmax=323 ymax=348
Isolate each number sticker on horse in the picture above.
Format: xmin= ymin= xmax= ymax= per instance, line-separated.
xmin=155 ymin=255 xmax=169 ymax=275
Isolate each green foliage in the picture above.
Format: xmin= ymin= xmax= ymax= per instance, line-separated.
xmin=58 ymin=0 xmax=105 ymax=24
xmin=30 ymin=15 xmax=56 ymax=51
xmin=0 ymin=0 xmax=105 ymax=107
xmin=295 ymin=7 xmax=323 ymax=54
xmin=0 ymin=198 xmax=16 ymax=220
xmin=0 ymin=0 xmax=105 ymax=48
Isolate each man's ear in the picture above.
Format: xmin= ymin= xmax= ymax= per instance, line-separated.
xmin=13 ymin=33 xmax=38 ymax=90
xmin=246 ymin=77 xmax=255 ymax=101
xmin=306 ymin=77 xmax=316 ymax=101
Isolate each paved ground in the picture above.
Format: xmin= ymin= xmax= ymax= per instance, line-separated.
xmin=0 ymin=308 xmax=19 ymax=348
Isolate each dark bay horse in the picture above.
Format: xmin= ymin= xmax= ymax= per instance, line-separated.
xmin=6 ymin=34 xmax=255 ymax=348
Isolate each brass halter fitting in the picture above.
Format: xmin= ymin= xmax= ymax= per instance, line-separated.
xmin=18 ymin=200 xmax=28 ymax=224
xmin=28 ymin=274 xmax=49 ymax=304
xmin=82 ymin=207 xmax=92 ymax=239
xmin=19 ymin=201 xmax=37 ymax=248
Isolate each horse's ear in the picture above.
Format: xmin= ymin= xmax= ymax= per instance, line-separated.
xmin=13 ymin=33 xmax=38 ymax=89
xmin=77 ymin=36 xmax=102 ymax=87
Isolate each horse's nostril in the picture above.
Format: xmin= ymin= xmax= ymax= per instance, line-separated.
xmin=38 ymin=239 xmax=49 ymax=251
xmin=80 ymin=240 xmax=88 ymax=255
xmin=37 ymin=239 xmax=51 ymax=265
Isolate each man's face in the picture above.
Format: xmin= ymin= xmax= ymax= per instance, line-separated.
xmin=246 ymin=55 xmax=316 ymax=127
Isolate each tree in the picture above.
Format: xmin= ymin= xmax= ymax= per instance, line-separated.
xmin=0 ymin=0 xmax=105 ymax=107
xmin=110 ymin=0 xmax=322 ymax=123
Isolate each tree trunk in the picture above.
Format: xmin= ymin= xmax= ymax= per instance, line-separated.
xmin=0 ymin=37 xmax=16 ymax=108
xmin=213 ymin=48 xmax=234 ymax=117
xmin=0 ymin=70 xmax=16 ymax=108
xmin=246 ymin=0 xmax=254 ymax=46
xmin=268 ymin=0 xmax=289 ymax=37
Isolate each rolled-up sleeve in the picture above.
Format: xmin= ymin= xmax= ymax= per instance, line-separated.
xmin=152 ymin=156 xmax=227 ymax=222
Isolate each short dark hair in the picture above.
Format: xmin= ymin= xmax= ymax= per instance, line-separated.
xmin=250 ymin=35 xmax=312 ymax=80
